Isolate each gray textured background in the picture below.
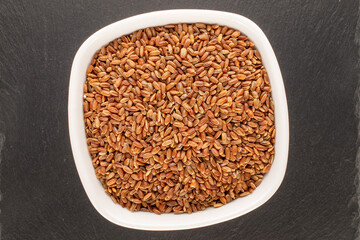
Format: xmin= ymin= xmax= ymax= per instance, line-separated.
xmin=0 ymin=0 xmax=359 ymax=239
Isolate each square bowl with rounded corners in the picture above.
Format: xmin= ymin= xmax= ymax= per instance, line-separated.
xmin=68 ymin=9 xmax=289 ymax=231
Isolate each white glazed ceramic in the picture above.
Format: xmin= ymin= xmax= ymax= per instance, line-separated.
xmin=68 ymin=9 xmax=289 ymax=231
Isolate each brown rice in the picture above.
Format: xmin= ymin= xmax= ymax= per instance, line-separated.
xmin=83 ymin=23 xmax=275 ymax=214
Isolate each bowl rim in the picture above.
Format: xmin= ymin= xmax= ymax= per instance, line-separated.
xmin=68 ymin=9 xmax=289 ymax=231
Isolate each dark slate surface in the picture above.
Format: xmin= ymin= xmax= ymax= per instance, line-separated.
xmin=0 ymin=0 xmax=359 ymax=239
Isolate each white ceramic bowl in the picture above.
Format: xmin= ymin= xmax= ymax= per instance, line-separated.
xmin=68 ymin=9 xmax=289 ymax=231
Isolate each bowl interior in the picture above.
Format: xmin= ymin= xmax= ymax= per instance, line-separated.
xmin=68 ymin=9 xmax=289 ymax=231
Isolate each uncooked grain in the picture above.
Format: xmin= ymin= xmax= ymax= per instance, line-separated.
xmin=83 ymin=23 xmax=275 ymax=214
